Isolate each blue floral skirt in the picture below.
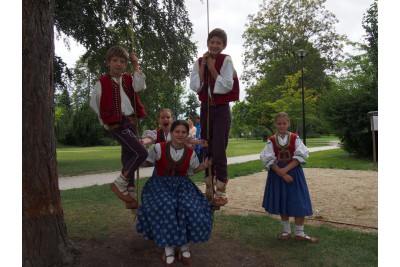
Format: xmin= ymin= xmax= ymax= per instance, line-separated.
xmin=136 ymin=174 xmax=213 ymax=247
xmin=262 ymin=163 xmax=313 ymax=217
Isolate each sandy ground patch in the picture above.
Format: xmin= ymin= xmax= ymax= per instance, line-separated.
xmin=199 ymin=168 xmax=378 ymax=233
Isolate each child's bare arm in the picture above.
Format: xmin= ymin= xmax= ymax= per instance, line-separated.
xmin=199 ymin=51 xmax=210 ymax=84
xmin=141 ymin=137 xmax=153 ymax=146
xmin=282 ymin=174 xmax=294 ymax=183
xmin=271 ymin=164 xmax=294 ymax=183
xmin=141 ymin=160 xmax=153 ymax=168
xmin=271 ymin=164 xmax=285 ymax=177
xmin=280 ymin=160 xmax=300 ymax=175
xmin=130 ymin=52 xmax=140 ymax=72
xmin=206 ymin=57 xmax=219 ymax=80
xmin=187 ymin=138 xmax=208 ymax=147
xmin=193 ymin=157 xmax=212 ymax=174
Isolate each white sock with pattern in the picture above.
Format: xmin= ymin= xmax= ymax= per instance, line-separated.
xmin=114 ymin=174 xmax=129 ymax=195
xmin=282 ymin=220 xmax=291 ymax=234
xmin=127 ymin=186 xmax=136 ymax=199
xmin=180 ymin=243 xmax=191 ymax=258
xmin=164 ymin=246 xmax=175 ymax=264
xmin=295 ymin=224 xmax=305 ymax=237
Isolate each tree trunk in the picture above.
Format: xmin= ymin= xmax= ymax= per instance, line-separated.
xmin=22 ymin=0 xmax=75 ymax=266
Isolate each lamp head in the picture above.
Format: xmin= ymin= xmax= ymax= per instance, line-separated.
xmin=297 ymin=49 xmax=307 ymax=58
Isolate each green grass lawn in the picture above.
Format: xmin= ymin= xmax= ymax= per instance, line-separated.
xmin=60 ymin=136 xmax=377 ymax=266
xmin=57 ymin=146 xmax=122 ymax=176
xmin=57 ymin=136 xmax=339 ymax=177
xmin=215 ymin=214 xmax=377 ymax=266
xmin=61 ymin=181 xmax=377 ymax=266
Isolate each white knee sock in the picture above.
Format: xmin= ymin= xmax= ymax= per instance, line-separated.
xmin=164 ymin=246 xmax=175 ymax=264
xmin=127 ymin=186 xmax=136 ymax=199
xmin=295 ymin=224 xmax=305 ymax=237
xmin=282 ymin=220 xmax=291 ymax=234
xmin=180 ymin=243 xmax=191 ymax=258
xmin=114 ymin=174 xmax=129 ymax=194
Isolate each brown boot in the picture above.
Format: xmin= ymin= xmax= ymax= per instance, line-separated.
xmin=125 ymin=186 xmax=139 ymax=209
xmin=110 ymin=174 xmax=134 ymax=203
xmin=125 ymin=199 xmax=139 ymax=209
xmin=212 ymin=180 xmax=228 ymax=206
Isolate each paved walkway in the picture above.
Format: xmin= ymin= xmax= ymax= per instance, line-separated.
xmin=59 ymin=145 xmax=339 ymax=190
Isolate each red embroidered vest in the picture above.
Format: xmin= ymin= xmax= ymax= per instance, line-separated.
xmin=156 ymin=129 xmax=167 ymax=143
xmin=197 ymin=54 xmax=240 ymax=105
xmin=155 ymin=142 xmax=193 ymax=176
xmin=99 ymin=73 xmax=146 ymax=124
xmin=269 ymin=132 xmax=298 ymax=163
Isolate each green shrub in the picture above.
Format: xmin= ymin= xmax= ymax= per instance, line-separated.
xmin=321 ymin=87 xmax=377 ymax=158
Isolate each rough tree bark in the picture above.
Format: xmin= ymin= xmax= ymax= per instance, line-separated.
xmin=22 ymin=0 xmax=75 ymax=266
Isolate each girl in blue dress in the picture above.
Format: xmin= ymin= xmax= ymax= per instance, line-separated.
xmin=260 ymin=112 xmax=318 ymax=243
xmin=137 ymin=120 xmax=213 ymax=266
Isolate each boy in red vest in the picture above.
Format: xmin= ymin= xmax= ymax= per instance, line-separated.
xmin=189 ymin=28 xmax=240 ymax=206
xmin=90 ymin=45 xmax=148 ymax=209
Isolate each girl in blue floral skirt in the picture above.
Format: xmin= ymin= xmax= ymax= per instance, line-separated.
xmin=137 ymin=120 xmax=213 ymax=266
xmin=260 ymin=112 xmax=318 ymax=243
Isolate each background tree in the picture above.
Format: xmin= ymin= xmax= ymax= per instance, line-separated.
xmin=185 ymin=92 xmax=201 ymax=120
xmin=231 ymin=102 xmax=250 ymax=138
xmin=241 ymin=0 xmax=346 ymax=138
xmin=320 ymin=0 xmax=378 ymax=157
xmin=231 ymin=101 xmax=276 ymax=140
xmin=54 ymin=56 xmax=75 ymax=143
xmin=23 ymin=0 xmax=74 ymax=265
xmin=270 ymin=71 xmax=319 ymax=135
xmin=54 ymin=0 xmax=197 ymax=141
xmin=70 ymin=102 xmax=106 ymax=146
xmin=55 ymin=88 xmax=74 ymax=144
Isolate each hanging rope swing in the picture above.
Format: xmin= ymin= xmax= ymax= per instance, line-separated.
xmin=204 ymin=0 xmax=220 ymax=212
xmin=129 ymin=0 xmax=141 ymax=220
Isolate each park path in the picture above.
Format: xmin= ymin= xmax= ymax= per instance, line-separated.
xmin=58 ymin=144 xmax=339 ymax=190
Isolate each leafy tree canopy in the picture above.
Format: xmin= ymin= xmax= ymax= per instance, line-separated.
xmin=55 ymin=0 xmax=197 ymax=83
xmin=320 ymin=1 xmax=378 ymax=157
xmin=242 ymin=0 xmax=346 ymax=105
xmin=53 ymin=0 xmax=199 ymax=143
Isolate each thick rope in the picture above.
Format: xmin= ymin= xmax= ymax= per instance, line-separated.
xmin=129 ymin=0 xmax=141 ymax=223
xmin=204 ymin=0 xmax=220 ymax=219
xmin=130 ymin=0 xmax=135 ymax=51
xmin=207 ymin=0 xmax=210 ymax=33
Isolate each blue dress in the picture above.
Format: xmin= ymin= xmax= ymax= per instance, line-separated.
xmin=262 ymin=163 xmax=313 ymax=217
xmin=261 ymin=133 xmax=313 ymax=217
xmin=136 ymin=143 xmax=213 ymax=247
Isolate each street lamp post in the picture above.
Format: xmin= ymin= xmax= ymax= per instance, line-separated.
xmin=297 ymin=49 xmax=307 ymax=145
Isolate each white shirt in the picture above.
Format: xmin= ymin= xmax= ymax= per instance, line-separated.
xmin=89 ymin=72 xmax=146 ymax=125
xmin=146 ymin=143 xmax=200 ymax=175
xmin=189 ymin=55 xmax=236 ymax=95
xmin=189 ymin=126 xmax=197 ymax=137
xmin=142 ymin=130 xmax=172 ymax=144
xmin=259 ymin=133 xmax=309 ymax=171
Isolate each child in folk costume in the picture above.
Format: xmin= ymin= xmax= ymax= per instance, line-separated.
xmin=260 ymin=112 xmax=318 ymax=243
xmin=141 ymin=108 xmax=174 ymax=145
xmin=189 ymin=28 xmax=240 ymax=206
xmin=141 ymin=108 xmax=206 ymax=148
xmin=137 ymin=120 xmax=213 ymax=266
xmin=90 ymin=45 xmax=148 ymax=209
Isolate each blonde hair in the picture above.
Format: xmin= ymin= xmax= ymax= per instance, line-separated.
xmin=158 ymin=108 xmax=173 ymax=118
xmin=106 ymin=45 xmax=129 ymax=62
xmin=274 ymin=112 xmax=290 ymax=122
